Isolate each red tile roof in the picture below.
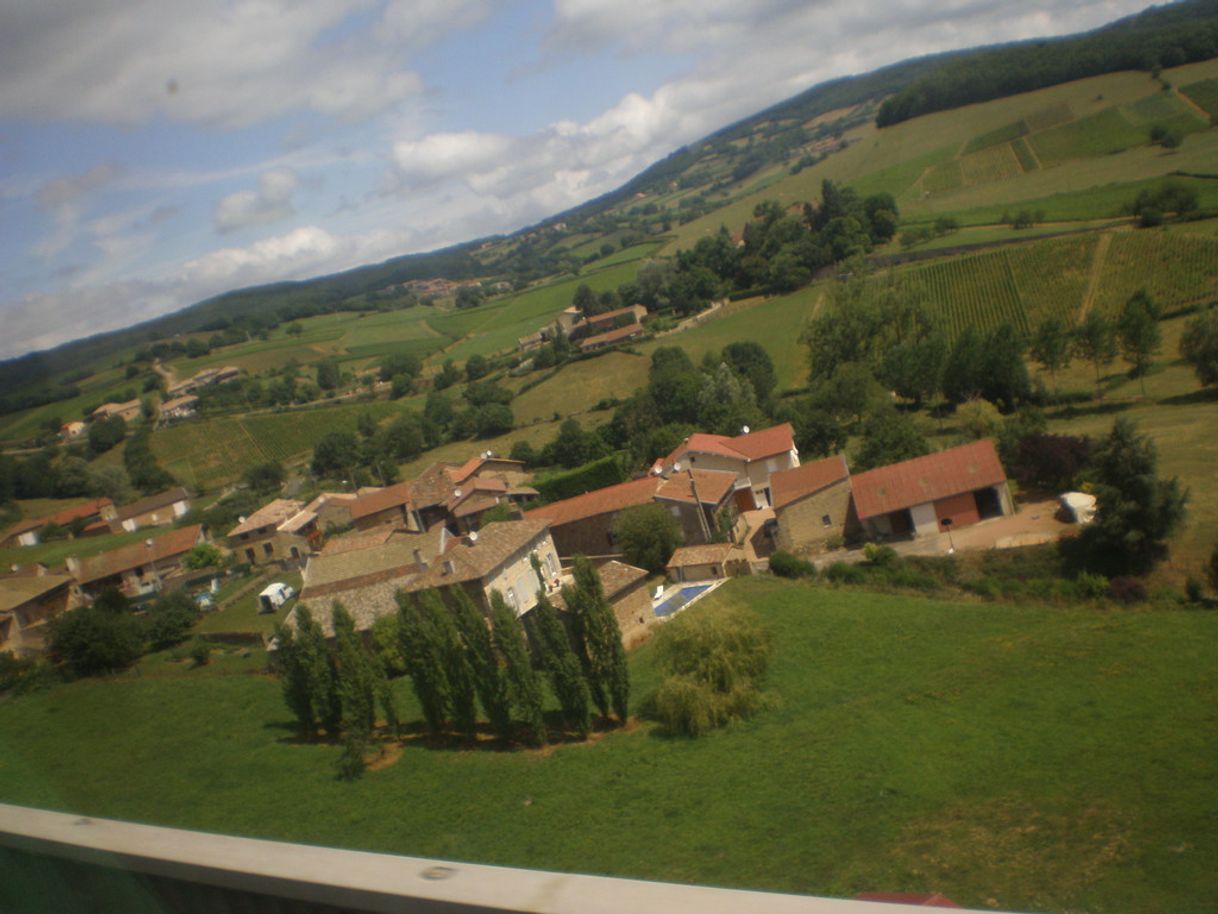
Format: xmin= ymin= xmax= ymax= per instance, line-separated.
xmin=4 ymin=498 xmax=114 ymax=538
xmin=349 ymin=482 xmax=413 ymax=522
xmin=771 ymin=455 xmax=850 ymax=509
xmin=655 ymin=469 xmax=738 ymax=506
xmin=850 ymin=439 xmax=1007 ymax=520
xmin=662 ymin=423 xmax=795 ymax=467
xmin=666 ymin=543 xmax=741 ymax=568
xmin=525 ymin=477 xmax=660 ymax=529
xmin=73 ymin=525 xmax=204 ymax=584
xmin=578 ymin=323 xmax=645 ymax=351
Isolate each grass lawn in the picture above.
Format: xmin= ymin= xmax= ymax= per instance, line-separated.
xmin=194 ymin=570 xmax=302 ymax=636
xmin=509 ymin=352 xmax=650 ymax=425
xmin=0 ymin=577 xmax=1215 ymax=913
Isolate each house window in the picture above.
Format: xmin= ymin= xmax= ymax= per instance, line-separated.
xmin=669 ymin=505 xmax=681 ymax=517
xmin=506 ymin=587 xmax=517 ymax=608
xmin=263 ymin=542 xmax=273 ymax=556
xmin=546 ymin=552 xmax=558 ymax=575
xmin=766 ymin=458 xmax=778 ymax=473
xmin=245 ymin=548 xmax=255 ymax=563
xmin=822 ymin=514 xmax=832 ymax=527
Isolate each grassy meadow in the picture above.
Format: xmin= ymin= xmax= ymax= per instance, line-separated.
xmin=0 ymin=578 xmax=1215 ymax=914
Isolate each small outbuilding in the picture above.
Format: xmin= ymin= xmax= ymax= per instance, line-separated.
xmin=666 ymin=543 xmax=748 ymax=583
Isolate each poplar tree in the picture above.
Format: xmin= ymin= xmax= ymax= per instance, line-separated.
xmin=564 ymin=556 xmax=630 ymax=724
xmin=490 ymin=591 xmax=546 ymax=745
xmin=446 ymin=586 xmax=512 ymax=739
xmin=420 ymin=589 xmax=478 ymax=739
xmin=272 ymin=621 xmax=315 ymax=738
xmin=331 ymin=602 xmax=377 ymax=739
xmin=296 ymin=604 xmax=341 ymax=737
xmin=526 ymin=594 xmax=591 ymax=738
xmin=396 ymin=593 xmax=450 ymax=737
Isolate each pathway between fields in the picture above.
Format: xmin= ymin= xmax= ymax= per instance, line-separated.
xmin=1076 ymin=232 xmax=1113 ymax=323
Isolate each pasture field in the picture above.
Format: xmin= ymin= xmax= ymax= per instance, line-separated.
xmin=509 ymin=352 xmax=650 ymax=425
xmin=845 ymin=145 xmax=957 ymax=201
xmin=151 ymin=400 xmax=404 ymax=489
xmin=432 ymin=260 xmax=643 ymax=365
xmin=961 ymin=119 xmax=1028 ymax=155
xmin=920 ymin=159 xmax=963 ymax=194
xmin=1010 ymin=136 xmax=1040 ymax=171
xmin=1181 ymin=77 xmax=1218 ymax=116
xmin=1028 ymin=107 xmax=1147 ymax=167
xmin=0 ymin=578 xmax=1215 ymax=914
xmin=637 ymin=286 xmax=823 ymax=392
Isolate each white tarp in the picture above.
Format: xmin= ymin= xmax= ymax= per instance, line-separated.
xmin=1059 ymin=492 xmax=1097 ymax=525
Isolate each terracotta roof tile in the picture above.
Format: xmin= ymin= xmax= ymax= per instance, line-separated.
xmin=4 ymin=498 xmax=114 ymax=538
xmin=662 ymin=423 xmax=795 ymax=467
xmin=115 ymin=488 xmax=190 ymax=522
xmin=524 ymin=477 xmax=660 ymax=528
xmin=666 ymin=543 xmax=741 ymax=568
xmin=850 ymin=439 xmax=1007 ymax=520
xmin=656 ymin=469 xmax=738 ymax=507
xmin=74 ymin=525 xmax=204 ymax=584
xmin=771 ymin=456 xmax=850 ymax=509
xmin=227 ymin=499 xmax=304 ymax=537
xmin=349 ymin=482 xmax=413 ymax=522
xmin=0 ymin=573 xmax=74 ymax=613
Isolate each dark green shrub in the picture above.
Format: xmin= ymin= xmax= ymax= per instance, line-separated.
xmin=1107 ymin=576 xmax=1148 ymax=604
xmin=769 ymin=551 xmax=816 ymax=579
xmin=824 ymin=562 xmax=865 ymax=585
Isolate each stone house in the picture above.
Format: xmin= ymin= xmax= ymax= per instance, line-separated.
xmin=770 ymin=455 xmax=857 ymax=553
xmin=227 ymin=499 xmax=320 ymax=566
xmin=112 ymin=487 xmax=192 ymax=533
xmin=656 ymin=423 xmax=800 ymax=509
xmin=653 ymin=468 xmax=740 ymax=545
xmin=665 ymin=543 xmax=749 ymax=583
xmin=524 ymin=476 xmax=661 ymax=559
xmin=67 ymin=524 xmax=207 ymax=599
xmin=1 ymin=498 xmax=117 ymax=548
xmin=0 ymin=570 xmax=76 ymax=656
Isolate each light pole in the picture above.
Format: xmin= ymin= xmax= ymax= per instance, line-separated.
xmin=941 ymin=517 xmax=955 ymax=554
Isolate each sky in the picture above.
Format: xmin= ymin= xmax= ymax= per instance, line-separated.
xmin=0 ymin=0 xmax=1157 ymax=360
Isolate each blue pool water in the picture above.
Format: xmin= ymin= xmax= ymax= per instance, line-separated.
xmin=654 ymin=583 xmax=714 ymax=618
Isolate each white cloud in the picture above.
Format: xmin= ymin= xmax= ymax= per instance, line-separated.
xmin=214 ymin=169 xmax=300 ymax=234
xmin=33 ymin=162 xmax=124 ymax=258
xmin=0 ymin=0 xmax=489 ymax=127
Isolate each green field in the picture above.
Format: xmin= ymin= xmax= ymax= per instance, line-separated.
xmin=1090 ymin=231 xmax=1218 ymax=317
xmin=907 ymin=250 xmax=1027 ymax=338
xmin=1181 ymin=78 xmax=1218 ymax=117
xmin=1007 ymin=234 xmax=1099 ymax=326
xmin=1029 ymin=107 xmax=1148 ymax=167
xmin=1 ymin=578 xmax=1215 ymax=913
xmin=961 ymin=119 xmax=1028 ymax=155
xmin=510 ymin=352 xmax=650 ymax=425
xmin=151 ymin=400 xmax=405 ymax=489
xmin=958 ymin=142 xmax=1025 ymax=187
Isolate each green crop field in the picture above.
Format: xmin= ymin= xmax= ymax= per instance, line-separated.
xmin=1011 ymin=136 xmax=1040 ymax=171
xmin=151 ymin=400 xmax=404 ymax=489
xmin=1090 ymin=231 xmax=1218 ymax=318
xmin=907 ymin=250 xmax=1027 ymax=339
xmin=921 ymin=159 xmax=963 ymax=194
xmin=1 ymin=578 xmax=1215 ymax=913
xmin=1029 ymin=107 xmax=1148 ymax=167
xmin=1181 ymin=78 xmax=1218 ymax=117
xmin=961 ymin=119 xmax=1028 ymax=155
xmin=958 ymin=142 xmax=1025 ymax=186
xmin=1022 ymin=102 xmax=1074 ymax=132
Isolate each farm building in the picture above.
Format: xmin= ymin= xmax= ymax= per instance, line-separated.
xmin=349 ymin=482 xmax=419 ymax=532
xmin=655 ymin=423 xmax=799 ymax=509
xmin=60 ymin=420 xmax=85 ymax=440
xmin=666 ymin=543 xmax=749 ymax=583
xmin=159 ymin=395 xmax=198 ymax=422
xmin=0 ymin=498 xmax=117 ymax=548
xmin=0 ymin=570 xmax=76 ymax=656
xmin=653 ymin=468 xmax=741 ymax=545
xmin=66 ymin=525 xmax=207 ymax=599
xmin=577 ymin=323 xmax=646 ymax=353
xmin=407 ymin=455 xmax=533 ymax=532
xmin=91 ymin=399 xmax=142 ymax=423
xmin=770 ymin=455 xmax=857 ymax=553
xmin=112 ymin=487 xmax=192 ymax=533
xmin=849 ymin=440 xmax=1012 ymax=541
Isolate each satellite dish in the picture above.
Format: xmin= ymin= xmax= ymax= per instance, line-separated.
xmin=740 ymin=425 xmax=750 ymax=435
xmin=673 ymin=461 xmax=681 ymax=473
xmin=468 ymin=531 xmax=479 ymax=544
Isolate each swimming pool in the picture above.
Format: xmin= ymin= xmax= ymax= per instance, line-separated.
xmin=653 ymin=583 xmax=715 ymax=618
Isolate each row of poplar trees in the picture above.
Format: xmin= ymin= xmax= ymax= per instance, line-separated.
xmin=273 ymin=555 xmax=630 ymax=761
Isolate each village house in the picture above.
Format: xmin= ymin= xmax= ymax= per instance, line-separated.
xmin=0 ymin=498 xmax=117 ymax=548
xmin=0 ymin=569 xmax=76 ymax=656
xmin=111 ymin=487 xmax=192 ymax=533
xmin=226 ymin=499 xmax=320 ymax=566
xmin=288 ymin=520 xmax=561 ymax=637
xmin=348 ymin=482 xmax=420 ymax=533
xmin=655 ymin=423 xmax=800 ymax=510
xmin=158 ymin=395 xmax=199 ymax=422
xmin=849 ymin=439 xmax=1012 ymax=541
xmin=408 ymin=454 xmax=534 ymax=532
xmin=666 ymin=543 xmax=749 ymax=583
xmin=653 ymin=468 xmax=741 ymax=545
xmin=524 ymin=476 xmax=661 ymax=559
xmin=770 ymin=455 xmax=857 ymax=553
xmin=577 ymin=323 xmax=646 ymax=353
xmin=301 ymin=492 xmax=359 ymax=532
xmin=91 ymin=399 xmax=142 ymax=424
xmin=67 ymin=524 xmax=207 ymax=599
